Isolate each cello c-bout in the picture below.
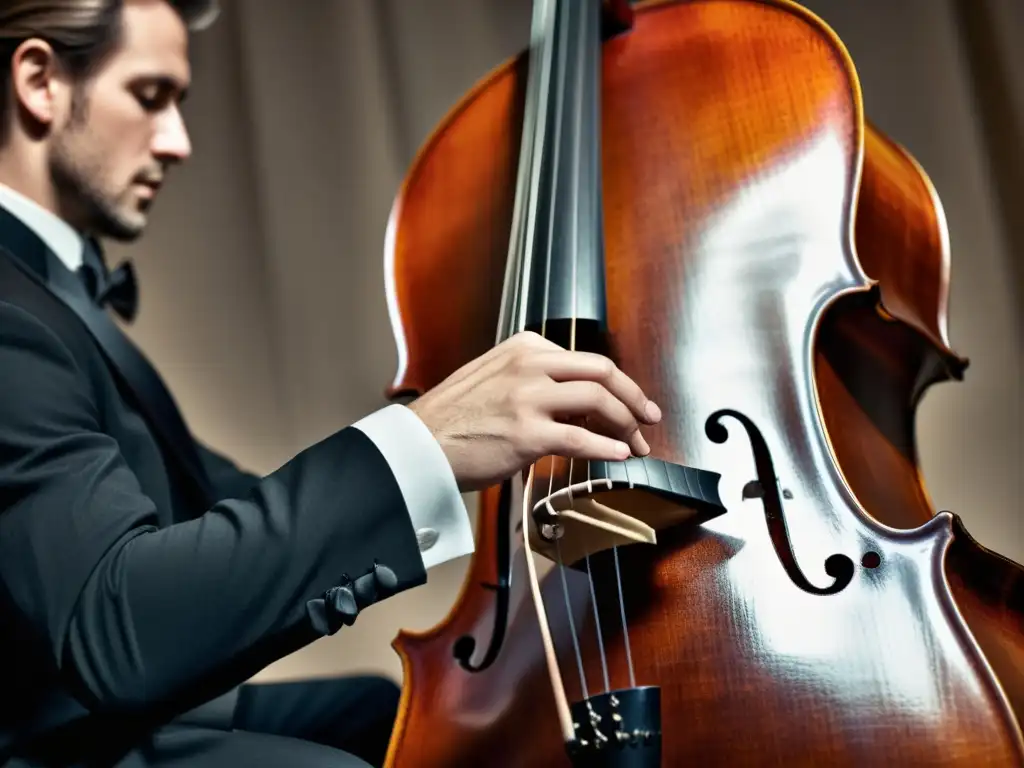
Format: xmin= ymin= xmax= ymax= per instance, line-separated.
xmin=382 ymin=0 xmax=1024 ymax=764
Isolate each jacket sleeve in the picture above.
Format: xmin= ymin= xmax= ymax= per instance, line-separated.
xmin=194 ymin=441 xmax=262 ymax=501
xmin=0 ymin=301 xmax=427 ymax=716
xmin=195 ymin=409 xmax=476 ymax=572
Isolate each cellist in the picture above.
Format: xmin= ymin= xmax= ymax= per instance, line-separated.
xmin=0 ymin=1 xmax=661 ymax=767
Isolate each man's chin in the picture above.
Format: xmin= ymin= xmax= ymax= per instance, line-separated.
xmin=97 ymin=210 xmax=148 ymax=242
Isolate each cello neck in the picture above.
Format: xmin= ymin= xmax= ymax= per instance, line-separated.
xmin=496 ymin=0 xmax=608 ymax=352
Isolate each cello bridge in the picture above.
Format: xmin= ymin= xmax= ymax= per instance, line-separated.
xmin=528 ymin=457 xmax=727 ymax=567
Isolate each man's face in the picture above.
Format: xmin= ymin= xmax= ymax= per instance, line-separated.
xmin=49 ymin=0 xmax=193 ymax=240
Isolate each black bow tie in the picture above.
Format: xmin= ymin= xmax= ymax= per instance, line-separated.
xmin=78 ymin=238 xmax=138 ymax=323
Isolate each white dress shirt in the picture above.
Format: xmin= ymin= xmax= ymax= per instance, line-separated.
xmin=0 ymin=182 xmax=475 ymax=573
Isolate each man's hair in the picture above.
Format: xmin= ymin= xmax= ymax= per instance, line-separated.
xmin=0 ymin=0 xmax=217 ymax=140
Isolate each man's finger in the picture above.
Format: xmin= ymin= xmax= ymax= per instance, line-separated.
xmin=537 ymin=422 xmax=632 ymax=463
xmin=535 ymin=381 xmax=648 ymax=456
xmin=536 ymin=351 xmax=660 ymax=425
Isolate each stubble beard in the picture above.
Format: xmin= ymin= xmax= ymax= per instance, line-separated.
xmin=47 ymin=96 xmax=150 ymax=242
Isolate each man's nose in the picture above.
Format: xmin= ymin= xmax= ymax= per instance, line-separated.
xmin=152 ymin=105 xmax=192 ymax=162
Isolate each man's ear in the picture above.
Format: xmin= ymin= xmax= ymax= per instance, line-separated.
xmin=9 ymin=38 xmax=68 ymax=132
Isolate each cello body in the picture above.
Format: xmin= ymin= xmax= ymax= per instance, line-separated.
xmin=381 ymin=0 xmax=1024 ymax=764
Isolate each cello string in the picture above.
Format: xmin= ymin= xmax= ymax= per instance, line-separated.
xmin=617 ymin=464 xmax=638 ymax=689
xmin=610 ymin=459 xmax=645 ymax=688
xmin=608 ymin=538 xmax=637 ymax=693
xmin=613 ymin=546 xmax=636 ymax=688
xmin=587 ymin=0 xmax=636 ymax=690
xmin=586 ymin=553 xmax=611 ymax=692
xmin=541 ymin=0 xmax=588 ymax=698
xmin=567 ymin=0 xmax=612 ymax=695
xmin=556 ymin=538 xmax=589 ymax=697
xmin=516 ymin=0 xmax=577 ymax=742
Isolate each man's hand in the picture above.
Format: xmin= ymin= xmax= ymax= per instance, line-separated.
xmin=408 ymin=331 xmax=662 ymax=492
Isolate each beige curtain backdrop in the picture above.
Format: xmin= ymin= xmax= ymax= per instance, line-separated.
xmin=104 ymin=0 xmax=1023 ymax=684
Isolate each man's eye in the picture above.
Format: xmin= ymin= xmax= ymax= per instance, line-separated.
xmin=135 ymin=88 xmax=169 ymax=111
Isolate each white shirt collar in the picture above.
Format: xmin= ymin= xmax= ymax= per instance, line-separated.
xmin=0 ymin=182 xmax=85 ymax=270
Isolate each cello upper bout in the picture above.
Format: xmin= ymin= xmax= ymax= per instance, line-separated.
xmin=383 ymin=52 xmax=530 ymax=400
xmin=854 ymin=123 xmax=967 ymax=375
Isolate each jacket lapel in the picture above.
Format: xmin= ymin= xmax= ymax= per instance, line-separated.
xmin=0 ymin=206 xmax=214 ymax=507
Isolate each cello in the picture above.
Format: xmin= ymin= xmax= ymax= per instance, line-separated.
xmin=380 ymin=0 xmax=1024 ymax=764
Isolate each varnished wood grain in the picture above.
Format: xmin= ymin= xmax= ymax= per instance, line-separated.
xmin=383 ymin=0 xmax=1024 ymax=764
xmin=818 ymin=122 xmax=1024 ymax=735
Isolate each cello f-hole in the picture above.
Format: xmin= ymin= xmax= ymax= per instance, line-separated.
xmin=452 ymin=478 xmax=514 ymax=672
xmin=706 ymin=408 xmax=857 ymax=596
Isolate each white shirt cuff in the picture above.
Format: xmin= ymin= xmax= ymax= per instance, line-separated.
xmin=351 ymin=404 xmax=475 ymax=571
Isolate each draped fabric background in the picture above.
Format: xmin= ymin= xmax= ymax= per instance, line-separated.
xmin=105 ymin=0 xmax=1023 ymax=684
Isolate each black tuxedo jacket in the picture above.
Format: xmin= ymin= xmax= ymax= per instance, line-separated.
xmin=0 ymin=206 xmax=426 ymax=759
